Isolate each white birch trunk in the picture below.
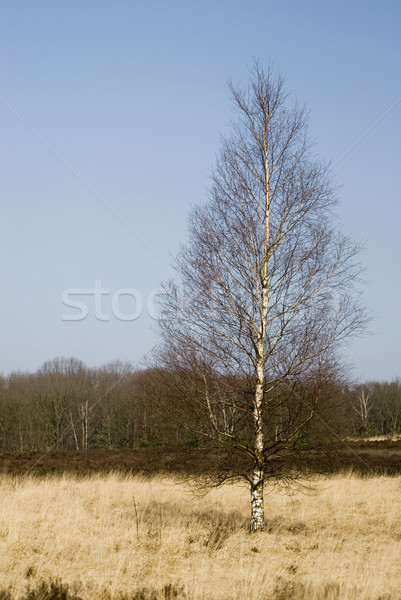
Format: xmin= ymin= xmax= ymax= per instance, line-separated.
xmin=250 ymin=464 xmax=264 ymax=531
xmin=250 ymin=349 xmax=266 ymax=531
xmin=249 ymin=132 xmax=270 ymax=532
xmin=250 ymin=383 xmax=265 ymax=531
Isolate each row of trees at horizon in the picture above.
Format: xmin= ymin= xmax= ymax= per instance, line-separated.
xmin=0 ymin=356 xmax=400 ymax=454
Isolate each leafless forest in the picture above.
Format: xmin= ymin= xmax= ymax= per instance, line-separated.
xmin=1 ymin=356 xmax=401 ymax=454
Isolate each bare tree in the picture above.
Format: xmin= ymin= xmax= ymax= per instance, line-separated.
xmin=351 ymin=388 xmax=372 ymax=435
xmin=157 ymin=62 xmax=367 ymax=531
xmin=370 ymin=379 xmax=401 ymax=435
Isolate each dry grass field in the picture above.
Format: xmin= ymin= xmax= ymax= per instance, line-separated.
xmin=1 ymin=472 xmax=401 ymax=600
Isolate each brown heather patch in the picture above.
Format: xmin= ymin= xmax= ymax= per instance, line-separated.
xmin=2 ymin=442 xmax=401 ymax=479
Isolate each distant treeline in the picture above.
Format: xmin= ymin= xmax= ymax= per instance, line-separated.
xmin=0 ymin=357 xmax=400 ymax=453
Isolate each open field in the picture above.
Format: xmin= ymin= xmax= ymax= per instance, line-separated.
xmin=1 ymin=472 xmax=401 ymax=600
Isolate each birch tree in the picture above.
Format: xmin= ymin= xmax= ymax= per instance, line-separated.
xmin=157 ymin=63 xmax=367 ymax=531
xmin=351 ymin=388 xmax=372 ymax=434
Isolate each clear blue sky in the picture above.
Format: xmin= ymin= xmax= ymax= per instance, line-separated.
xmin=1 ymin=0 xmax=400 ymax=381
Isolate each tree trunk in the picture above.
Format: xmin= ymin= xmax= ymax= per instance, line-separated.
xmin=249 ymin=113 xmax=270 ymax=532
xmin=250 ymin=368 xmax=265 ymax=531
xmin=250 ymin=464 xmax=264 ymax=531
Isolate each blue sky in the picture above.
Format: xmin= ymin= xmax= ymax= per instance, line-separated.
xmin=1 ymin=0 xmax=400 ymax=381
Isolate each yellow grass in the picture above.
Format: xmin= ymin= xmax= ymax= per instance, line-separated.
xmin=1 ymin=472 xmax=401 ymax=599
